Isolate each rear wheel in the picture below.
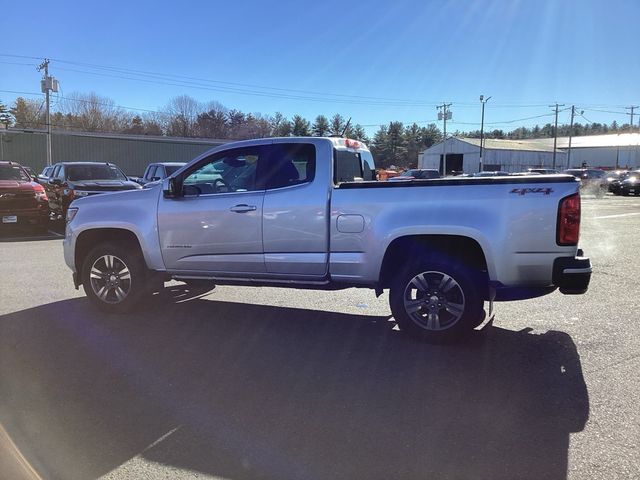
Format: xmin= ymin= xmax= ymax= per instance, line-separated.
xmin=81 ymin=242 xmax=148 ymax=313
xmin=389 ymin=258 xmax=485 ymax=343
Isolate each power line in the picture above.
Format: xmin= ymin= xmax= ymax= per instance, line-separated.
xmin=4 ymin=53 xmax=625 ymax=110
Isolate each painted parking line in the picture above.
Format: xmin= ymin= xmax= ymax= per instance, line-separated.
xmin=594 ymin=212 xmax=640 ymax=219
xmin=0 ymin=422 xmax=43 ymax=480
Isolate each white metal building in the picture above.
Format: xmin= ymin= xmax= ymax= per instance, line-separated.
xmin=418 ymin=133 xmax=640 ymax=174
xmin=536 ymin=133 xmax=640 ymax=170
xmin=418 ymin=137 xmax=566 ymax=174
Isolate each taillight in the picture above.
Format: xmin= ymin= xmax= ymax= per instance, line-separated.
xmin=557 ymin=193 xmax=581 ymax=245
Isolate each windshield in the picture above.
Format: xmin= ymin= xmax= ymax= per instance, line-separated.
xmin=165 ymin=165 xmax=184 ymax=176
xmin=0 ymin=165 xmax=30 ymax=181
xmin=66 ymin=164 xmax=127 ymax=181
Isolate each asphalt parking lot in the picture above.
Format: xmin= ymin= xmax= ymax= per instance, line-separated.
xmin=1 ymin=194 xmax=639 ymax=480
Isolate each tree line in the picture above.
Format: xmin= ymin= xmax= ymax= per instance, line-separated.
xmin=1 ymin=94 xmax=636 ymax=169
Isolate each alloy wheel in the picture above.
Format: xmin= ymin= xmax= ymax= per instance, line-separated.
xmin=89 ymin=254 xmax=132 ymax=304
xmin=403 ymin=271 xmax=466 ymax=331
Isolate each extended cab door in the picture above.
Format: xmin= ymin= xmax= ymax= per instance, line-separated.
xmin=261 ymin=140 xmax=330 ymax=276
xmin=157 ymin=146 xmax=267 ymax=274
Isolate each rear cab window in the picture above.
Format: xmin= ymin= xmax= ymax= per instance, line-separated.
xmin=262 ymin=143 xmax=316 ymax=189
xmin=332 ymin=138 xmax=377 ymax=185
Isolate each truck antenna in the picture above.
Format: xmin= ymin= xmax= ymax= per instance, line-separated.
xmin=341 ymin=117 xmax=352 ymax=137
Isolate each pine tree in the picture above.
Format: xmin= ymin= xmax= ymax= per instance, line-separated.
xmin=351 ymin=124 xmax=368 ymax=143
xmin=311 ymin=115 xmax=330 ymax=136
xmin=291 ymin=115 xmax=311 ymax=136
xmin=329 ymin=114 xmax=346 ymax=135
xmin=0 ymin=100 xmax=13 ymax=127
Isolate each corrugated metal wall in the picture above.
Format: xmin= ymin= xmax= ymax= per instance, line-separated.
xmin=0 ymin=130 xmax=227 ymax=175
xmin=419 ymin=138 xmax=564 ymax=173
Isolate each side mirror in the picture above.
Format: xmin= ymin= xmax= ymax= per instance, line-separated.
xmin=50 ymin=178 xmax=62 ymax=185
xmin=163 ymin=177 xmax=182 ymax=198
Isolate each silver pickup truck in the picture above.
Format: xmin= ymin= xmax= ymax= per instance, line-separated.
xmin=63 ymin=137 xmax=591 ymax=342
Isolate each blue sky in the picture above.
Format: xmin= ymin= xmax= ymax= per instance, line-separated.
xmin=1 ymin=0 xmax=639 ymax=135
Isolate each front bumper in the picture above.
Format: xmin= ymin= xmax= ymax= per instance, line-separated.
xmin=552 ymin=249 xmax=592 ymax=294
xmin=0 ymin=206 xmax=50 ymax=227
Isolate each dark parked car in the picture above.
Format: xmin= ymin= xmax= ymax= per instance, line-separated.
xmin=0 ymin=161 xmax=50 ymax=232
xmin=388 ymin=168 xmax=441 ymax=181
xmin=563 ymin=168 xmax=607 ymax=195
xmin=605 ymin=170 xmax=630 ymax=194
xmin=131 ymin=162 xmax=186 ymax=186
xmin=45 ymin=162 xmax=142 ymax=219
xmin=619 ymin=170 xmax=640 ymax=196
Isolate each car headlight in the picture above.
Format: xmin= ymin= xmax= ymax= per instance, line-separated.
xmin=34 ymin=190 xmax=48 ymax=201
xmin=66 ymin=207 xmax=79 ymax=223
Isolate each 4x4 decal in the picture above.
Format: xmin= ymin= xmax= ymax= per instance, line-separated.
xmin=510 ymin=187 xmax=554 ymax=196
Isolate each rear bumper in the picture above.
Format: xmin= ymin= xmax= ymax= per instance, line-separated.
xmin=552 ymin=250 xmax=592 ymax=294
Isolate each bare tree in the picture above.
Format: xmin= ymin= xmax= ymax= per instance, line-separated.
xmin=60 ymin=92 xmax=130 ymax=132
xmin=165 ymin=95 xmax=203 ymax=137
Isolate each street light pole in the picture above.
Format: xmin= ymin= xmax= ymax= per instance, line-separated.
xmin=479 ymin=95 xmax=491 ymax=172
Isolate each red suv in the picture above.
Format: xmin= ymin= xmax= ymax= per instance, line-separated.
xmin=0 ymin=161 xmax=50 ymax=232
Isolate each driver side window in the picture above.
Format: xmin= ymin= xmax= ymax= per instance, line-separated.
xmin=183 ymin=147 xmax=262 ymax=195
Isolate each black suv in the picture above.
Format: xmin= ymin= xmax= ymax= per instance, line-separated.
xmin=45 ymin=162 xmax=141 ymax=219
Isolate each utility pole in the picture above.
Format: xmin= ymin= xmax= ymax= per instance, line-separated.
xmin=437 ymin=103 xmax=452 ymax=175
xmin=626 ymin=106 xmax=638 ymax=129
xmin=37 ymin=59 xmax=59 ymax=166
xmin=567 ymin=105 xmax=583 ymax=168
xmin=479 ymin=95 xmax=491 ymax=173
xmin=549 ymin=103 xmax=565 ymax=169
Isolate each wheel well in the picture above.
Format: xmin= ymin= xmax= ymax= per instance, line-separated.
xmin=378 ymin=235 xmax=489 ymax=289
xmin=75 ymin=228 xmax=142 ymax=271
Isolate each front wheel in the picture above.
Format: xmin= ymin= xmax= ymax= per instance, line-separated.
xmin=389 ymin=259 xmax=485 ymax=343
xmin=81 ymin=242 xmax=148 ymax=313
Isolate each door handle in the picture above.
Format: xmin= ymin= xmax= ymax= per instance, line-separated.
xmin=230 ymin=204 xmax=257 ymax=213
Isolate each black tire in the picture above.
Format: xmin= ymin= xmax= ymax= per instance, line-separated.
xmin=81 ymin=242 xmax=148 ymax=313
xmin=389 ymin=257 xmax=485 ymax=343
